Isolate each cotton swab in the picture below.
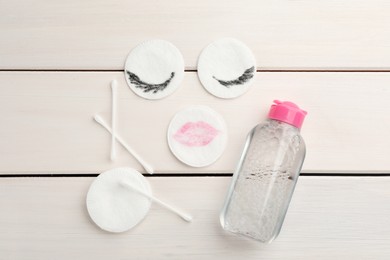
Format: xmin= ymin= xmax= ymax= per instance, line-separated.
xmin=110 ymin=80 xmax=118 ymax=161
xmin=94 ymin=114 xmax=154 ymax=174
xmin=119 ymin=181 xmax=193 ymax=222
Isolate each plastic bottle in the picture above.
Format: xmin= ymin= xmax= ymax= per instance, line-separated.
xmin=220 ymin=100 xmax=307 ymax=243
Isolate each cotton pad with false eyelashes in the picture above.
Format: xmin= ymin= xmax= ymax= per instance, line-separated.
xmin=86 ymin=168 xmax=192 ymax=233
xmin=167 ymin=106 xmax=228 ymax=167
xmin=198 ymin=38 xmax=256 ymax=99
xmin=124 ymin=39 xmax=184 ymax=100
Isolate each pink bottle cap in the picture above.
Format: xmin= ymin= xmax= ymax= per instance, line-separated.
xmin=268 ymin=100 xmax=307 ymax=129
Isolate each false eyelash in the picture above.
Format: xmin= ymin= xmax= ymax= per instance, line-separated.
xmin=126 ymin=71 xmax=175 ymax=93
xmin=212 ymin=66 xmax=255 ymax=87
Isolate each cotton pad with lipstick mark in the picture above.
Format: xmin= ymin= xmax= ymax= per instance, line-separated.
xmin=124 ymin=39 xmax=184 ymax=100
xmin=198 ymin=38 xmax=256 ymax=99
xmin=167 ymin=106 xmax=228 ymax=167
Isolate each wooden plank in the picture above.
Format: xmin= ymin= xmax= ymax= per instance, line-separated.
xmin=0 ymin=0 xmax=390 ymax=70
xmin=1 ymin=72 xmax=390 ymax=174
xmin=0 ymin=176 xmax=389 ymax=259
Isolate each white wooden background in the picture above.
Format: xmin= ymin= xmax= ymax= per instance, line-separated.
xmin=0 ymin=0 xmax=390 ymax=259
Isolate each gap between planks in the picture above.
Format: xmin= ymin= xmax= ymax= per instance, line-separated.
xmin=0 ymin=173 xmax=390 ymax=178
xmin=3 ymin=69 xmax=390 ymax=73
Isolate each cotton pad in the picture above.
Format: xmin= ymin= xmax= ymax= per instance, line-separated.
xmin=124 ymin=39 xmax=184 ymax=100
xmin=167 ymin=106 xmax=228 ymax=167
xmin=86 ymin=168 xmax=152 ymax=233
xmin=198 ymin=38 xmax=256 ymax=99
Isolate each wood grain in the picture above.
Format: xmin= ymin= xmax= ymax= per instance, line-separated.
xmin=0 ymin=0 xmax=388 ymax=258
xmin=1 ymin=0 xmax=390 ymax=70
xmin=1 ymin=72 xmax=389 ymax=174
xmin=0 ymin=176 xmax=389 ymax=259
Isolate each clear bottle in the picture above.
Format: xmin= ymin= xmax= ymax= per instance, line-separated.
xmin=220 ymin=100 xmax=307 ymax=243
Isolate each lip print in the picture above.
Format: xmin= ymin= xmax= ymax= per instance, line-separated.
xmin=167 ymin=106 xmax=228 ymax=167
xmin=173 ymin=121 xmax=219 ymax=147
xmin=126 ymin=71 xmax=175 ymax=93
xmin=212 ymin=66 xmax=255 ymax=87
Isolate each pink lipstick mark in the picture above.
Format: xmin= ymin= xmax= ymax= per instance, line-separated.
xmin=173 ymin=121 xmax=220 ymax=147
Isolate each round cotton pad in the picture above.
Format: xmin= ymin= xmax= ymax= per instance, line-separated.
xmin=167 ymin=106 xmax=228 ymax=167
xmin=86 ymin=168 xmax=152 ymax=233
xmin=198 ymin=38 xmax=256 ymax=99
xmin=124 ymin=39 xmax=184 ymax=100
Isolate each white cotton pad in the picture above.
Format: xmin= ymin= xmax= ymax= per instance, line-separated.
xmin=124 ymin=39 xmax=184 ymax=100
xmin=167 ymin=106 xmax=228 ymax=167
xmin=197 ymin=38 xmax=256 ymax=99
xmin=86 ymin=168 xmax=152 ymax=233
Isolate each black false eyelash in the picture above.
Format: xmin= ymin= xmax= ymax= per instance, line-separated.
xmin=126 ymin=71 xmax=175 ymax=93
xmin=212 ymin=66 xmax=255 ymax=87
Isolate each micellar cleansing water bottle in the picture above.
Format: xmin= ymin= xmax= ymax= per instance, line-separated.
xmin=220 ymin=100 xmax=307 ymax=243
